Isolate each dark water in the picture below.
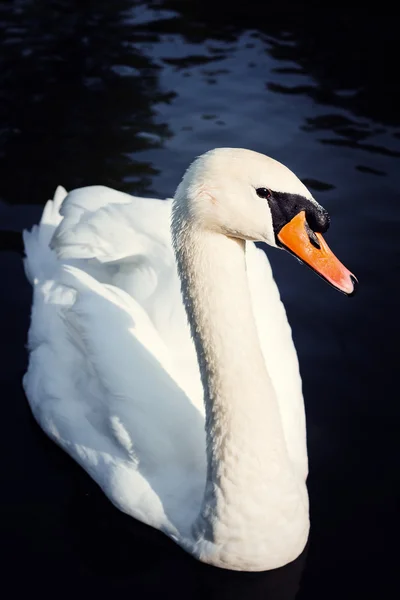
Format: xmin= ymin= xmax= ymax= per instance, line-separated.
xmin=1 ymin=1 xmax=399 ymax=597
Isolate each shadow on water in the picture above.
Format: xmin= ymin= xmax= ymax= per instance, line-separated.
xmin=0 ymin=0 xmax=399 ymax=598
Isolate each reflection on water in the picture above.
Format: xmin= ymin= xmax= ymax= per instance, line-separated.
xmin=1 ymin=1 xmax=399 ymax=598
xmin=0 ymin=0 xmax=174 ymax=201
xmin=2 ymin=0 xmax=400 ymax=203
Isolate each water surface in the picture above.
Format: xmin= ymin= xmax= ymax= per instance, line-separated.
xmin=1 ymin=1 xmax=399 ymax=598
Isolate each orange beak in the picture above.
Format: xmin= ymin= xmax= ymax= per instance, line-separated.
xmin=277 ymin=211 xmax=357 ymax=295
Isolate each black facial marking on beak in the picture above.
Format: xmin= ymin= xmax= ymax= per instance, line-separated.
xmin=263 ymin=190 xmax=330 ymax=241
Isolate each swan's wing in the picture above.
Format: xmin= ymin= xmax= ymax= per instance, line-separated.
xmin=52 ymin=185 xmax=171 ymax=262
xmin=25 ymin=267 xmax=205 ymax=532
xmin=49 ymin=186 xmax=203 ymax=408
xmin=23 ymin=187 xmax=206 ymax=534
xmin=246 ymin=243 xmax=308 ymax=478
xmin=50 ymin=186 xmax=172 ymax=300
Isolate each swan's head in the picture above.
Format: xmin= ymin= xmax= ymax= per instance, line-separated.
xmin=174 ymin=148 xmax=357 ymax=295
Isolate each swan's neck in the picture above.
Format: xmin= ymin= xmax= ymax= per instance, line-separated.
xmin=172 ymin=215 xmax=308 ymax=569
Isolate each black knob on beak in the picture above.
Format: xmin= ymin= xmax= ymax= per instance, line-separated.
xmin=305 ymin=206 xmax=330 ymax=233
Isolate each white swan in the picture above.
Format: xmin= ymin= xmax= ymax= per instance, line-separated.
xmin=23 ymin=148 xmax=356 ymax=572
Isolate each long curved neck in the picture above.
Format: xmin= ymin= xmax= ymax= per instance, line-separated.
xmin=172 ymin=210 xmax=308 ymax=569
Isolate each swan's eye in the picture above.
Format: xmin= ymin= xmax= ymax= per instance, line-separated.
xmin=256 ymin=188 xmax=272 ymax=199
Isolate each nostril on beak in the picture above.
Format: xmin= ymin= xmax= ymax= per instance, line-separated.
xmin=304 ymin=220 xmax=321 ymax=249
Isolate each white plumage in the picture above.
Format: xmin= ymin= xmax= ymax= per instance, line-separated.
xmin=24 ymin=149 xmax=310 ymax=571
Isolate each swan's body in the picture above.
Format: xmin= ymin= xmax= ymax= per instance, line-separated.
xmin=23 ymin=149 xmax=355 ymax=571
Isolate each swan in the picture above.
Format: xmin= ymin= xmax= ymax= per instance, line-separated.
xmin=23 ymin=148 xmax=356 ymax=572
